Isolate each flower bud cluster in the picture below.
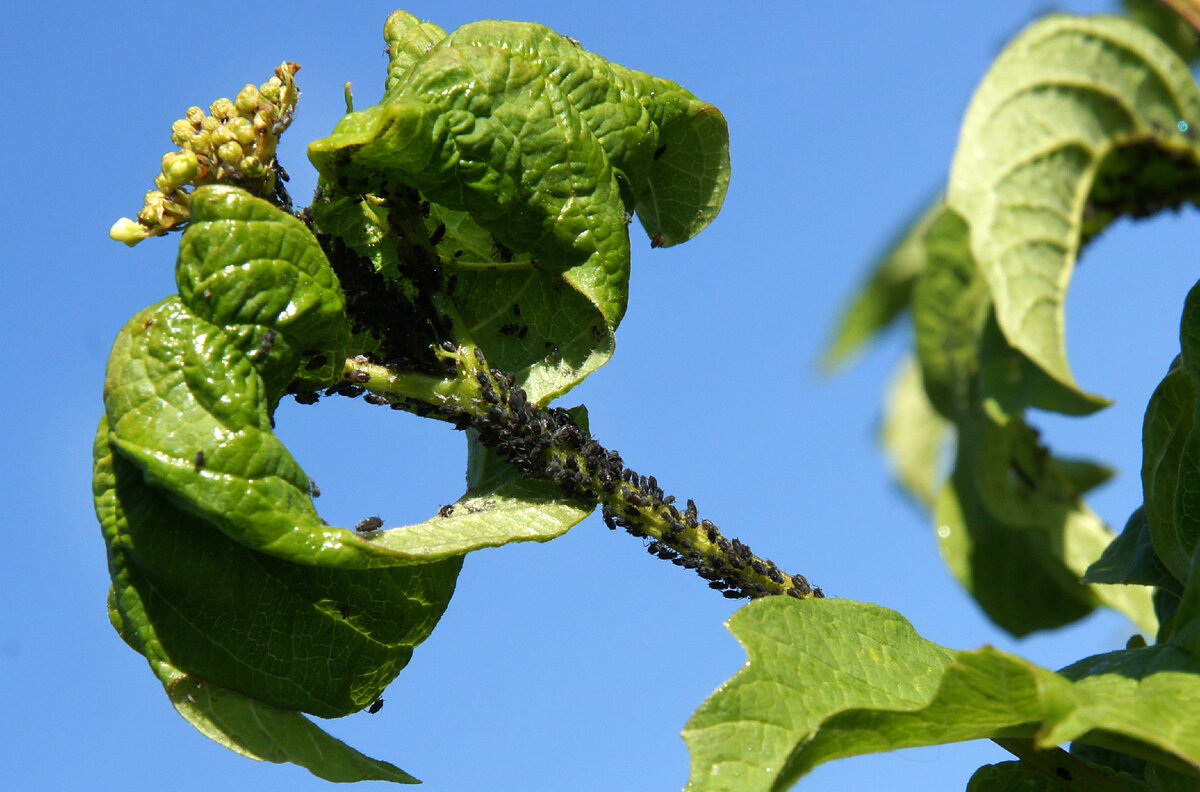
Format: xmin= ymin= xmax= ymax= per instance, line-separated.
xmin=110 ymin=62 xmax=301 ymax=246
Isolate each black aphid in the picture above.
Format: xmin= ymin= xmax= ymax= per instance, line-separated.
xmin=439 ymin=504 xmax=454 ymax=518
xmin=654 ymin=144 xmax=667 ymax=160
xmin=293 ymin=391 xmax=319 ymax=405
xmin=259 ymin=328 xmax=276 ymax=354
xmin=310 ymin=479 xmax=321 ymax=498
xmin=368 ymin=698 xmax=384 ymax=714
xmin=429 ymin=222 xmax=446 ymax=246
xmin=363 ymin=393 xmax=390 ymax=405
xmin=193 ymin=450 xmax=205 ymax=470
xmin=355 ymin=516 xmax=384 ymax=533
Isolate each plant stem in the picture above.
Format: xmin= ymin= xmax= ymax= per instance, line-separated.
xmin=341 ymin=350 xmax=823 ymax=601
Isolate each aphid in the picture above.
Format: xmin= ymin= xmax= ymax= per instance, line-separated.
xmin=492 ymin=241 xmax=514 ymax=262
xmin=349 ymin=369 xmax=370 ymax=384
xmin=438 ymin=504 xmax=454 ymax=518
xmin=193 ymin=451 xmax=205 ymax=470
xmin=310 ymin=479 xmax=321 ymax=498
xmin=786 ymin=588 xmax=805 ymax=599
xmin=518 ymin=325 xmax=528 ymax=340
xmin=653 ymin=144 xmax=667 ymax=160
xmin=293 ymin=391 xmax=319 ymax=405
xmin=363 ymin=393 xmax=390 ymax=406
xmin=143 ymin=318 xmax=156 ymax=329
xmin=722 ymin=590 xmax=745 ymax=599
xmin=355 ymin=516 xmax=383 ymax=533
xmin=473 ymin=347 xmax=487 ymax=365
xmin=429 ymin=222 xmax=447 ymax=246
xmin=602 ymin=504 xmax=617 ymax=530
xmin=708 ymin=580 xmax=727 ymax=590
xmin=259 ymin=328 xmax=276 ymax=355
xmin=500 ymin=323 xmax=519 ymax=336
xmin=750 ymin=560 xmax=767 ymax=576
xmin=368 ymin=697 xmax=384 ymax=714
xmin=305 ymin=354 xmax=328 ymax=370
xmin=1009 ymin=460 xmax=1037 ymax=490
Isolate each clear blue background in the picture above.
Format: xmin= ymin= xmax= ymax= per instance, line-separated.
xmin=2 ymin=1 xmax=1197 ymax=790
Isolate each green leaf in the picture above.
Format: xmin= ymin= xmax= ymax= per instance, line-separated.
xmin=103 ymin=187 xmax=465 ymax=569
xmin=947 ymin=14 xmax=1200 ymax=395
xmin=427 ymin=205 xmax=617 ymax=405
xmin=165 ymin=669 xmax=419 ymax=784
xmin=105 ymin=580 xmax=419 ymax=784
xmin=357 ymin=423 xmax=593 ymax=561
xmin=823 ymin=194 xmax=943 ymax=370
xmin=383 ymin=11 xmax=448 ymax=93
xmin=309 ymin=17 xmax=729 ymax=401
xmin=879 ymin=354 xmax=950 ymax=507
xmin=684 ymin=598 xmax=1200 ymax=792
xmin=96 ymin=420 xmax=460 ymax=719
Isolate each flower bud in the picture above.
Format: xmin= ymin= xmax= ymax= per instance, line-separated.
xmin=217 ymin=141 xmax=244 ymax=166
xmin=185 ymin=106 xmax=205 ymax=124
xmin=170 ymin=119 xmax=194 ymax=146
xmin=109 ymin=217 xmax=149 ymax=246
xmin=209 ymin=97 xmax=236 ymax=120
xmin=235 ymin=84 xmax=261 ymax=114
xmin=225 ymin=117 xmax=256 ymax=147
xmin=161 ymin=150 xmax=200 ymax=185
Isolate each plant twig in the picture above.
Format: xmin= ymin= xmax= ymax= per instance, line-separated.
xmin=341 ymin=350 xmax=823 ymax=601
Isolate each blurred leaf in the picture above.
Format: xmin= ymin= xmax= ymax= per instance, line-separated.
xmin=684 ymin=598 xmax=1200 ymax=792
xmin=910 ymin=206 xmax=989 ymax=417
xmin=880 ymin=354 xmax=950 ymax=506
xmin=1085 ymin=506 xmax=1180 ymax=593
xmin=968 ymin=759 xmax=1150 ymax=792
xmin=967 ymin=762 xmax=1074 ymax=792
xmin=948 ymin=14 xmax=1200 ymax=394
xmin=934 ymin=455 xmax=1099 ymax=636
xmin=1124 ymin=0 xmax=1200 ymax=64
xmin=823 ymin=194 xmax=943 ymax=370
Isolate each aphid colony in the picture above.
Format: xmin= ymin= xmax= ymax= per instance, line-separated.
xmin=332 ymin=347 xmax=820 ymax=601
xmin=291 ymin=333 xmax=821 ymax=599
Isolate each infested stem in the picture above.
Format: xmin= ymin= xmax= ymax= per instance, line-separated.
xmin=340 ymin=348 xmax=823 ymax=601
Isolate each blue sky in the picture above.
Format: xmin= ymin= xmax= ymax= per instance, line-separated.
xmin=3 ymin=1 xmax=1198 ymax=790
